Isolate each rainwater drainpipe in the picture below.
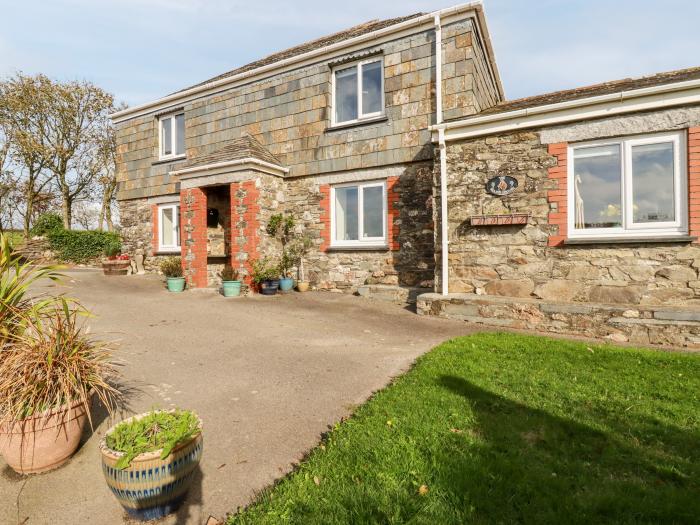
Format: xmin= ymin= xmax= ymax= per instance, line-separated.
xmin=435 ymin=14 xmax=449 ymax=296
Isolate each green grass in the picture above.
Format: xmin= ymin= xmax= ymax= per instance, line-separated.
xmin=3 ymin=230 xmax=25 ymax=248
xmin=227 ymin=333 xmax=700 ymax=525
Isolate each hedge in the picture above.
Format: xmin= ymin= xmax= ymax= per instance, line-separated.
xmin=47 ymin=229 xmax=121 ymax=263
xmin=30 ymin=213 xmax=63 ymax=236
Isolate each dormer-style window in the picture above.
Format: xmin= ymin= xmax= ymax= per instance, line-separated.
xmin=159 ymin=112 xmax=185 ymax=160
xmin=332 ymin=57 xmax=384 ymax=126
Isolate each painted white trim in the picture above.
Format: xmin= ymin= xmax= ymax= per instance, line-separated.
xmin=434 ymin=14 xmax=443 ymax=125
xmin=111 ymin=2 xmax=502 ymax=123
xmin=330 ymin=56 xmax=385 ymax=126
xmin=158 ymin=112 xmax=186 ymax=160
xmin=567 ymin=131 xmax=687 ymax=240
xmin=438 ymin=128 xmax=449 ymax=295
xmin=147 ymin=194 xmax=180 ymax=205
xmin=330 ymin=180 xmax=387 ymax=248
xmin=158 ymin=203 xmax=181 ymax=252
xmin=432 ymin=79 xmax=700 ymax=142
xmin=170 ymin=157 xmax=289 ymax=178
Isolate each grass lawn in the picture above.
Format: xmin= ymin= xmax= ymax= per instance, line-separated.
xmin=227 ymin=333 xmax=700 ymax=525
xmin=3 ymin=230 xmax=25 ymax=247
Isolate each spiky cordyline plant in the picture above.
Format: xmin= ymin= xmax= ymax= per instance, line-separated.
xmin=0 ymin=298 xmax=121 ymax=426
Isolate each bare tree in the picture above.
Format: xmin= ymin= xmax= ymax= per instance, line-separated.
xmin=97 ymin=119 xmax=119 ymax=231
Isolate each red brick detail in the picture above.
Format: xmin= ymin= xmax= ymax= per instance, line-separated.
xmin=240 ymin=180 xmax=260 ymax=287
xmin=151 ymin=204 xmax=159 ymax=255
xmin=180 ymin=188 xmax=208 ymax=288
xmin=547 ymin=142 xmax=568 ymax=247
xmin=689 ymin=128 xmax=700 ymax=242
xmin=319 ymin=184 xmax=331 ymax=252
xmin=229 ymin=182 xmax=240 ymax=272
xmin=387 ymin=176 xmax=400 ymax=251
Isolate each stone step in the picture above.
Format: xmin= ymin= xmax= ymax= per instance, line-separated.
xmin=356 ymin=284 xmax=427 ymax=305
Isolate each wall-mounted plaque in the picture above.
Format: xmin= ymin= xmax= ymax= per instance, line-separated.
xmin=486 ymin=175 xmax=518 ymax=196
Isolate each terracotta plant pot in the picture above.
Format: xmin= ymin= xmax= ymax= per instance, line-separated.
xmin=296 ymin=281 xmax=310 ymax=292
xmin=100 ymin=412 xmax=203 ymax=521
xmin=0 ymin=397 xmax=90 ymax=474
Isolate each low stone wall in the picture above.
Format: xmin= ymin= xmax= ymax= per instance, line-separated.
xmin=417 ymin=292 xmax=700 ymax=349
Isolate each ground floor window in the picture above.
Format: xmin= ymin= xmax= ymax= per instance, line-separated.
xmin=158 ymin=203 xmax=180 ymax=251
xmin=331 ymin=181 xmax=386 ymax=247
xmin=568 ymin=131 xmax=687 ymax=238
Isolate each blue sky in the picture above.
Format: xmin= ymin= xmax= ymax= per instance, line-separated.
xmin=1 ymin=0 xmax=699 ymax=107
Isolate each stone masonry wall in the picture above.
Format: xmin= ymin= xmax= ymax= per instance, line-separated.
xmin=436 ymin=107 xmax=700 ymax=309
xmin=115 ymin=17 xmax=500 ymax=201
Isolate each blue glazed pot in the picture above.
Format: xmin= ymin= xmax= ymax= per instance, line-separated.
xmin=99 ymin=412 xmax=203 ymax=521
xmin=279 ymin=277 xmax=294 ymax=292
xmin=260 ymin=279 xmax=279 ymax=295
xmin=166 ymin=277 xmax=185 ymax=293
xmin=222 ymin=280 xmax=241 ymax=297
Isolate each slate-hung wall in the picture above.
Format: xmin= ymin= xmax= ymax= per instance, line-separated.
xmin=436 ymin=105 xmax=700 ymax=307
xmin=115 ymin=15 xmax=501 ymax=291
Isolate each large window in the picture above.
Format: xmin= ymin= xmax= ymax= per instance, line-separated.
xmin=158 ymin=204 xmax=180 ymax=252
xmin=331 ymin=181 xmax=386 ymax=247
xmin=159 ymin=112 xmax=185 ymax=160
xmin=332 ymin=57 xmax=384 ymax=126
xmin=568 ymin=132 xmax=687 ymax=238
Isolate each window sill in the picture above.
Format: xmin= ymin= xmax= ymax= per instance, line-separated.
xmin=327 ymin=244 xmax=389 ymax=252
xmin=154 ymin=250 xmax=182 ymax=255
xmin=152 ymin=156 xmax=187 ymax=167
xmin=326 ymin=116 xmax=388 ymax=133
xmin=563 ymin=235 xmax=696 ymax=246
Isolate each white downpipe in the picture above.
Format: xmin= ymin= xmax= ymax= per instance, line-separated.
xmin=439 ymin=129 xmax=449 ymax=295
xmin=435 ymin=14 xmax=449 ymax=296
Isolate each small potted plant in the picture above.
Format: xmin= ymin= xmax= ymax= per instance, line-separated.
xmin=251 ymin=257 xmax=279 ymax=296
xmin=0 ymin=302 xmax=120 ymax=474
xmin=278 ymin=251 xmax=294 ymax=292
xmin=160 ymin=256 xmax=185 ymax=292
xmin=99 ymin=409 xmax=203 ymax=521
xmin=266 ymin=214 xmax=296 ymax=292
xmin=221 ymin=265 xmax=241 ymax=297
xmin=290 ymin=234 xmax=313 ymax=292
xmin=102 ymin=242 xmax=130 ymax=276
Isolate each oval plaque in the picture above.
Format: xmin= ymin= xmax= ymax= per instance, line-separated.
xmin=486 ymin=175 xmax=518 ymax=196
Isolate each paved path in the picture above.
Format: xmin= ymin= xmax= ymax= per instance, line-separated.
xmin=1 ymin=270 xmax=475 ymax=524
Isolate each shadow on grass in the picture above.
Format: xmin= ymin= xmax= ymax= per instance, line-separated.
xmin=436 ymin=375 xmax=698 ymax=524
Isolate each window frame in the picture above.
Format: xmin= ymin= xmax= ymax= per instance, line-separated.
xmin=330 ymin=180 xmax=388 ymax=248
xmin=330 ymin=56 xmax=385 ymax=126
xmin=158 ymin=112 xmax=186 ymax=161
xmin=158 ymin=203 xmax=181 ymax=252
xmin=567 ymin=131 xmax=687 ymax=239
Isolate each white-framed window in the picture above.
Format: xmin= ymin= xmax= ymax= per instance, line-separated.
xmin=158 ymin=203 xmax=181 ymax=252
xmin=331 ymin=181 xmax=387 ymax=247
xmin=158 ymin=112 xmax=186 ymax=160
xmin=331 ymin=57 xmax=385 ymax=126
xmin=568 ymin=131 xmax=687 ymax=239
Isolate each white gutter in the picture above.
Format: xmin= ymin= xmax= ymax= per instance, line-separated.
xmin=431 ymin=77 xmax=700 ymax=141
xmin=434 ymin=13 xmax=449 ymax=296
xmin=112 ymin=2 xmax=501 ymax=123
xmin=434 ymin=14 xmax=443 ymax=125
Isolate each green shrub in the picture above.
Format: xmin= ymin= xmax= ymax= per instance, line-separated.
xmin=103 ymin=241 xmax=121 ymax=258
xmin=251 ymin=257 xmax=279 ymax=284
xmin=160 ymin=256 xmax=183 ymax=278
xmin=30 ymin=213 xmax=64 ymax=236
xmin=47 ymin=229 xmax=121 ymax=263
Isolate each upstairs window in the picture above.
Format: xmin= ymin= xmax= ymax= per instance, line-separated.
xmin=568 ymin=131 xmax=687 ymax=238
xmin=159 ymin=112 xmax=185 ymax=160
xmin=158 ymin=204 xmax=180 ymax=252
xmin=332 ymin=57 xmax=384 ymax=126
xmin=331 ymin=181 xmax=386 ymax=247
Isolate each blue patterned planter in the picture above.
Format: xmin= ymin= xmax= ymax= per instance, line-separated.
xmin=99 ymin=412 xmax=203 ymax=521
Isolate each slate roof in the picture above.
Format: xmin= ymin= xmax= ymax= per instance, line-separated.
xmin=473 ymin=65 xmax=700 ymax=117
xmin=184 ymin=135 xmax=282 ymax=169
xmin=176 ymin=13 xmax=425 ymax=94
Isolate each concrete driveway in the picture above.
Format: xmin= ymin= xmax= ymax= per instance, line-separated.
xmin=1 ymin=270 xmax=475 ymax=525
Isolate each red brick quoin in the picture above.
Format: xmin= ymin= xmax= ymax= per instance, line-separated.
xmin=180 ymin=188 xmax=208 ymax=288
xmin=547 ymin=142 xmax=568 ymax=247
xmin=150 ymin=204 xmax=159 ymax=255
xmin=689 ymin=127 xmax=700 ymax=242
xmin=240 ymin=180 xmax=260 ymax=285
xmin=319 ymin=179 xmax=400 ymax=251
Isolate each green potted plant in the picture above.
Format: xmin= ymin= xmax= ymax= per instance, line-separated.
xmin=290 ymin=234 xmax=314 ymax=292
xmin=160 ymin=256 xmax=185 ymax=292
xmin=266 ymin=214 xmax=295 ymax=292
xmin=221 ymin=265 xmax=241 ymax=297
xmin=251 ymin=257 xmax=279 ymax=295
xmin=99 ymin=409 xmax=203 ymax=521
xmin=102 ymin=241 xmax=130 ymax=276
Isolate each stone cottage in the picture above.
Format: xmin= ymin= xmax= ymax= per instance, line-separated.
xmin=113 ymin=1 xmax=700 ymax=347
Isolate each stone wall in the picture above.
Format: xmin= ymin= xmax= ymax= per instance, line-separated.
xmin=115 ymin=16 xmax=500 ymax=201
xmin=436 ymin=107 xmax=700 ymax=310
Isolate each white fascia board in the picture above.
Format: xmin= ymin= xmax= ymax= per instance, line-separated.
xmin=431 ymin=79 xmax=700 ymax=142
xmin=111 ymin=2 xmax=500 ymax=124
xmin=171 ymin=158 xmax=288 ymax=179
